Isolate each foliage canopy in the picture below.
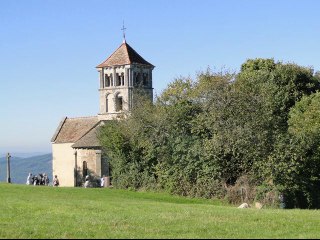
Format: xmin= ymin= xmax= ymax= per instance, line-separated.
xmin=99 ymin=59 xmax=320 ymax=208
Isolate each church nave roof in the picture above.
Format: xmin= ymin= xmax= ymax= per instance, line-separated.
xmin=51 ymin=116 xmax=100 ymax=144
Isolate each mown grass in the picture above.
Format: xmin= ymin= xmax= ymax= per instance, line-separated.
xmin=0 ymin=183 xmax=319 ymax=239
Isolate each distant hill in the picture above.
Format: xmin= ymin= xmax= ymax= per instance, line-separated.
xmin=0 ymin=152 xmax=49 ymax=158
xmin=0 ymin=153 xmax=52 ymax=184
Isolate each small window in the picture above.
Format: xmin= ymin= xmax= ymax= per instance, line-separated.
xmin=116 ymin=96 xmax=123 ymax=112
xmin=135 ymin=73 xmax=141 ymax=86
xmin=105 ymin=74 xmax=111 ymax=87
xmin=106 ymin=98 xmax=108 ymax=112
xmin=133 ymin=72 xmax=136 ymax=85
xmin=83 ymin=161 xmax=88 ymax=178
xmin=116 ymin=73 xmax=121 ymax=86
xmin=143 ymin=73 xmax=148 ymax=86
xmin=119 ymin=97 xmax=123 ymax=110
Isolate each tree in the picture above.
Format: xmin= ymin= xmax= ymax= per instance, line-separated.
xmin=264 ymin=92 xmax=320 ymax=208
xmin=98 ymin=59 xmax=320 ymax=207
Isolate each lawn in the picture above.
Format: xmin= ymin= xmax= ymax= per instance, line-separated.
xmin=0 ymin=183 xmax=319 ymax=239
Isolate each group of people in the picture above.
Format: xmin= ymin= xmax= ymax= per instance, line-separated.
xmin=25 ymin=173 xmax=109 ymax=188
xmin=26 ymin=173 xmax=49 ymax=186
xmin=26 ymin=173 xmax=60 ymax=187
xmin=84 ymin=175 xmax=106 ymax=188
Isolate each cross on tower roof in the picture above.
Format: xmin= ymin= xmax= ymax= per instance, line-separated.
xmin=121 ymin=21 xmax=127 ymax=43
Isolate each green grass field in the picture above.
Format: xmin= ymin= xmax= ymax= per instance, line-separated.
xmin=0 ymin=183 xmax=319 ymax=239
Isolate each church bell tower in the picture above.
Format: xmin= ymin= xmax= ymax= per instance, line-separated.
xmin=96 ymin=36 xmax=155 ymax=120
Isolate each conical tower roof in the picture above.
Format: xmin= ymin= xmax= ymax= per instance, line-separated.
xmin=96 ymin=41 xmax=154 ymax=68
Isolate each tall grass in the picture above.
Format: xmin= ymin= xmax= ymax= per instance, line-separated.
xmin=0 ymin=183 xmax=319 ymax=239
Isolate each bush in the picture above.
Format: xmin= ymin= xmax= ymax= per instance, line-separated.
xmin=224 ymin=176 xmax=256 ymax=204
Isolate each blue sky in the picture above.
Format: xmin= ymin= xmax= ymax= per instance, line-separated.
xmin=1 ymin=0 xmax=320 ymax=153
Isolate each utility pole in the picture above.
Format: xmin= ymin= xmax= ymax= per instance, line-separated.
xmin=7 ymin=153 xmax=11 ymax=183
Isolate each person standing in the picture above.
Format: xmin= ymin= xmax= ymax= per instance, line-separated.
xmin=26 ymin=173 xmax=33 ymax=185
xmin=53 ymin=175 xmax=59 ymax=187
xmin=33 ymin=175 xmax=39 ymax=185
xmin=100 ymin=175 xmax=105 ymax=188
xmin=84 ymin=175 xmax=90 ymax=188
xmin=43 ymin=173 xmax=49 ymax=186
xmin=39 ymin=173 xmax=44 ymax=185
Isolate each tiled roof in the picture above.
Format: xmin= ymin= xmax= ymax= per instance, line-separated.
xmin=71 ymin=120 xmax=113 ymax=148
xmin=51 ymin=116 xmax=100 ymax=143
xmin=72 ymin=123 xmax=102 ymax=148
xmin=96 ymin=41 xmax=154 ymax=68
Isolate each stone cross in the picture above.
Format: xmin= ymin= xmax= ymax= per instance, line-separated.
xmin=7 ymin=153 xmax=11 ymax=183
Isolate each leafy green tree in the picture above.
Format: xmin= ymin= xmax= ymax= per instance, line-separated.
xmin=240 ymin=58 xmax=276 ymax=72
xmin=288 ymin=92 xmax=320 ymax=208
xmin=265 ymin=92 xmax=320 ymax=208
xmin=98 ymin=59 xmax=320 ymax=207
xmin=288 ymin=91 xmax=320 ymax=141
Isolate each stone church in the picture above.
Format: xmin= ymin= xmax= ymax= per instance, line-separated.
xmin=51 ymin=38 xmax=154 ymax=187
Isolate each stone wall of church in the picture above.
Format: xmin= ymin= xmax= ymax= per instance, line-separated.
xmin=52 ymin=143 xmax=76 ymax=187
xmin=52 ymin=145 xmax=106 ymax=187
xmin=76 ymin=148 xmax=102 ymax=180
